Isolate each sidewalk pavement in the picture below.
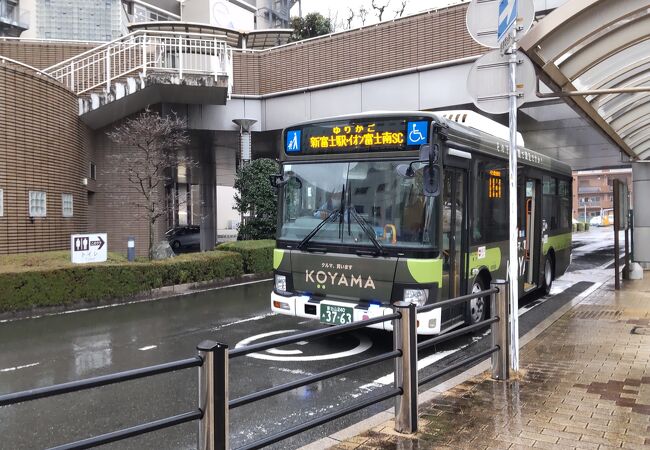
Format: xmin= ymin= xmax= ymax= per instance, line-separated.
xmin=329 ymin=276 xmax=650 ymax=450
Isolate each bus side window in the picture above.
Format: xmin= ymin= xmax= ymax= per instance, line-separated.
xmin=471 ymin=158 xmax=508 ymax=245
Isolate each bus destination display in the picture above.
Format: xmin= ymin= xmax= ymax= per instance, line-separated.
xmin=285 ymin=118 xmax=430 ymax=154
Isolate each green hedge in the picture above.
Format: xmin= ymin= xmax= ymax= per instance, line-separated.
xmin=217 ymin=240 xmax=275 ymax=274
xmin=0 ymin=251 xmax=243 ymax=313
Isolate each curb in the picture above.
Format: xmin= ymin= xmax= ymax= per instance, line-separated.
xmin=0 ymin=273 xmax=273 ymax=322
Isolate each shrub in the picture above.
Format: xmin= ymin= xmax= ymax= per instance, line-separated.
xmin=577 ymin=222 xmax=585 ymax=232
xmin=234 ymin=159 xmax=278 ymax=240
xmin=217 ymin=240 xmax=275 ymax=274
xmin=0 ymin=251 xmax=243 ymax=313
xmin=584 ymin=222 xmax=590 ymax=231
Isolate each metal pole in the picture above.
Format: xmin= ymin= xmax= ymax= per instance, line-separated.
xmin=142 ymin=33 xmax=147 ymax=77
xmin=178 ymin=36 xmax=183 ymax=79
xmin=507 ymin=25 xmax=519 ymax=374
xmin=393 ymin=301 xmax=417 ymax=434
xmin=490 ymin=280 xmax=509 ymax=380
xmin=624 ymin=220 xmax=630 ymax=280
xmin=105 ymin=48 xmax=111 ymax=92
xmin=614 ymin=181 xmax=620 ymax=290
xmin=198 ymin=341 xmax=228 ymax=450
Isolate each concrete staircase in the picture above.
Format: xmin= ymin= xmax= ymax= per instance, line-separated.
xmin=43 ymin=30 xmax=233 ymax=124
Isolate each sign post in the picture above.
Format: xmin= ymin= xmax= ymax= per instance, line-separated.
xmin=467 ymin=0 xmax=535 ymax=375
xmin=506 ymin=23 xmax=520 ymax=373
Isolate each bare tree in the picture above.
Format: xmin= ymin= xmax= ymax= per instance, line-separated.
xmin=371 ymin=0 xmax=390 ymax=22
xmin=107 ymin=110 xmax=192 ymax=259
xmin=394 ymin=0 xmax=407 ymax=18
xmin=345 ymin=7 xmax=355 ymax=30
xmin=358 ymin=6 xmax=369 ymax=25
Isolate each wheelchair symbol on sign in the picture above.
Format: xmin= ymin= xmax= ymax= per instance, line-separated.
xmin=408 ymin=123 xmax=425 ymax=144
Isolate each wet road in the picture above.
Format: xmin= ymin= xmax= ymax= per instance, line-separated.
xmin=0 ymin=227 xmax=620 ymax=449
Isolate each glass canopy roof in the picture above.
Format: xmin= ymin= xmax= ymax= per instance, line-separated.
xmin=520 ymin=0 xmax=650 ymax=161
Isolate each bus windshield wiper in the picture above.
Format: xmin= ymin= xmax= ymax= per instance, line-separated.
xmin=297 ymin=209 xmax=340 ymax=250
xmin=348 ymin=207 xmax=385 ymax=256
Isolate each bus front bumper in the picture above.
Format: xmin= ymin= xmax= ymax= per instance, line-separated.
xmin=271 ymin=292 xmax=442 ymax=335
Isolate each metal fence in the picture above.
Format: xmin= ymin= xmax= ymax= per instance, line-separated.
xmin=0 ymin=280 xmax=510 ymax=449
xmin=44 ymin=30 xmax=233 ymax=96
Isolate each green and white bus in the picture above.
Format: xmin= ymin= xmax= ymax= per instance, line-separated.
xmin=271 ymin=111 xmax=572 ymax=335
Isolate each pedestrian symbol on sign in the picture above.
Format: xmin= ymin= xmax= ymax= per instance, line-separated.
xmin=286 ymin=130 xmax=301 ymax=153
xmin=74 ymin=237 xmax=89 ymax=251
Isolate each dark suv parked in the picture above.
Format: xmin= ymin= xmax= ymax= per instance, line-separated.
xmin=165 ymin=225 xmax=200 ymax=251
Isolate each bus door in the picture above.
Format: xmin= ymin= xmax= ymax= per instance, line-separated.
xmin=520 ymin=178 xmax=541 ymax=291
xmin=442 ymin=167 xmax=468 ymax=326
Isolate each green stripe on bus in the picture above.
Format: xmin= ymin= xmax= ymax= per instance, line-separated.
xmin=468 ymin=247 xmax=502 ymax=272
xmin=273 ymin=249 xmax=285 ymax=270
xmin=406 ymin=259 xmax=442 ymax=284
xmin=543 ymin=232 xmax=572 ymax=254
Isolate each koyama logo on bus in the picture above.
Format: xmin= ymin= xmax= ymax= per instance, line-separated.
xmin=305 ymin=270 xmax=376 ymax=289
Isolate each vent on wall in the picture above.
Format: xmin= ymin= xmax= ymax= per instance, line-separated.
xmin=436 ymin=110 xmax=525 ymax=147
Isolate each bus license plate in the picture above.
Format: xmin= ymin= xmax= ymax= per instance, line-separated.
xmin=320 ymin=304 xmax=353 ymax=325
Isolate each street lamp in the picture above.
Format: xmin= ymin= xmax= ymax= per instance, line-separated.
xmin=232 ymin=118 xmax=257 ymax=165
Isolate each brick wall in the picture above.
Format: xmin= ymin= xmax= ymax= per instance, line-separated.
xmin=232 ymin=3 xmax=484 ymax=96
xmin=0 ymin=60 xmax=90 ymax=254
xmin=0 ymin=39 xmax=97 ymax=69
xmin=91 ymin=124 xmax=167 ymax=257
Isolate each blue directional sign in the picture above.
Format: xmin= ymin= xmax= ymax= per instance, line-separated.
xmin=406 ymin=121 xmax=429 ymax=145
xmin=286 ymin=130 xmax=301 ymax=152
xmin=497 ymin=0 xmax=518 ymax=43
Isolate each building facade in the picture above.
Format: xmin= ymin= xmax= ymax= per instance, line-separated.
xmin=572 ymin=168 xmax=633 ymax=222
xmin=0 ymin=1 xmax=635 ymax=257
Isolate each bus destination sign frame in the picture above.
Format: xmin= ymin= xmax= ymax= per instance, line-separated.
xmin=285 ymin=118 xmax=431 ymax=155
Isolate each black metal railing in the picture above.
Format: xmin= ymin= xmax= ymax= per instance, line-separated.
xmin=0 ymin=357 xmax=204 ymax=450
xmin=0 ymin=280 xmax=511 ymax=450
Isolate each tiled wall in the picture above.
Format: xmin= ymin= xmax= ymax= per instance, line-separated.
xmin=0 ymin=61 xmax=90 ymax=254
xmin=232 ymin=3 xmax=483 ymax=96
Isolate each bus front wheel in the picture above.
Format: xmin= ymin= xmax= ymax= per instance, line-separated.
xmin=542 ymin=255 xmax=554 ymax=295
xmin=468 ymin=278 xmax=487 ymax=325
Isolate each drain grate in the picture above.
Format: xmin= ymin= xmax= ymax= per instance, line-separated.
xmin=568 ymin=307 xmax=623 ymax=320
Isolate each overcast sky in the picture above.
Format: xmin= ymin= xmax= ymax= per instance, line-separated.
xmin=290 ymin=0 xmax=466 ymax=30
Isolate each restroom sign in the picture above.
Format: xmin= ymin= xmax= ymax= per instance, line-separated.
xmin=71 ymin=233 xmax=107 ymax=264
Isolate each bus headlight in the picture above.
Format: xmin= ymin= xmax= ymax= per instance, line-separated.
xmin=404 ymin=288 xmax=428 ymax=306
xmin=275 ymin=274 xmax=287 ymax=293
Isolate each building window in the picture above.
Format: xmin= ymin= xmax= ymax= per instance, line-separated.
xmin=29 ymin=191 xmax=47 ymax=217
xmin=0 ymin=188 xmax=3 ymax=217
xmin=90 ymin=162 xmax=97 ymax=180
xmin=62 ymin=194 xmax=74 ymax=217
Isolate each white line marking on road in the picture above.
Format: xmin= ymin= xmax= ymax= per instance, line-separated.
xmin=236 ymin=330 xmax=373 ymax=362
xmin=267 ymin=348 xmax=303 ymax=355
xmin=597 ymin=258 xmax=615 ymax=270
xmin=212 ymin=312 xmax=276 ymax=331
xmin=138 ymin=345 xmax=158 ymax=351
xmin=0 ymin=362 xmax=39 ymax=373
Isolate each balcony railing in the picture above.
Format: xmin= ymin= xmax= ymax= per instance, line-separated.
xmin=45 ymin=30 xmax=233 ymax=97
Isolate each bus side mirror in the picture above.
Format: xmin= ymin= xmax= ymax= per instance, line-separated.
xmin=423 ymin=166 xmax=440 ymax=197
xmin=270 ymin=174 xmax=285 ymax=188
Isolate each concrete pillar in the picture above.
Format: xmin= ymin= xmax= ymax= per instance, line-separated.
xmin=632 ymin=162 xmax=650 ymax=267
xmin=199 ymin=141 xmax=217 ymax=252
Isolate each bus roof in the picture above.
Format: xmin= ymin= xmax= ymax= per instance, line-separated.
xmin=282 ymin=111 xmax=572 ymax=176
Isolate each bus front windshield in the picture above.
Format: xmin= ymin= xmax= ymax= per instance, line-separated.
xmin=279 ymin=161 xmax=438 ymax=250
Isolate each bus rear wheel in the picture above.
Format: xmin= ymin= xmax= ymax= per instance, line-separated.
xmin=468 ymin=278 xmax=487 ymax=325
xmin=542 ymin=255 xmax=554 ymax=295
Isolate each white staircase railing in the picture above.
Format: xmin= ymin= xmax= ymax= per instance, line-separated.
xmin=45 ymin=30 xmax=233 ymax=97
